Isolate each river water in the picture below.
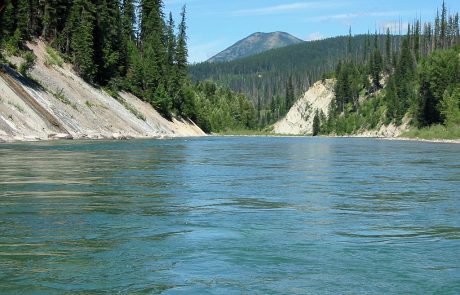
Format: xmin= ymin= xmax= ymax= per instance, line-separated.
xmin=0 ymin=137 xmax=459 ymax=294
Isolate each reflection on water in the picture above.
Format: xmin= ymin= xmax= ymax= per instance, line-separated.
xmin=0 ymin=137 xmax=459 ymax=294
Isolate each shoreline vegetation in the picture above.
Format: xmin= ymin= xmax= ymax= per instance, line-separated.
xmin=1 ymin=2 xmax=459 ymax=143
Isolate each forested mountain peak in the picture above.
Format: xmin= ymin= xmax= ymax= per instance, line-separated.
xmin=207 ymin=31 xmax=303 ymax=63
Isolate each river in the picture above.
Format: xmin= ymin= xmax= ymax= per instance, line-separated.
xmin=0 ymin=137 xmax=459 ymax=294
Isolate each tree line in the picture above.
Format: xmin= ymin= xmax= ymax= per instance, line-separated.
xmin=320 ymin=1 xmax=460 ymax=135
xmin=0 ymin=0 xmax=258 ymax=132
xmin=190 ymin=34 xmax=407 ymax=127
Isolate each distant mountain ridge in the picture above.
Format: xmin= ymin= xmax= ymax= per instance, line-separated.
xmin=207 ymin=32 xmax=303 ymax=63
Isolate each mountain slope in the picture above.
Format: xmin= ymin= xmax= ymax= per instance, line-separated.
xmin=191 ymin=35 xmax=402 ymax=109
xmin=208 ymin=32 xmax=303 ymax=63
xmin=0 ymin=41 xmax=205 ymax=142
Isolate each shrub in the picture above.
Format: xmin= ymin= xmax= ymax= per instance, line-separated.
xmin=19 ymin=51 xmax=37 ymax=76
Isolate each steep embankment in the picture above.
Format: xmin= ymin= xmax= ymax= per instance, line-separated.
xmin=273 ymin=79 xmax=410 ymax=137
xmin=0 ymin=41 xmax=205 ymax=142
xmin=273 ymin=79 xmax=334 ymax=135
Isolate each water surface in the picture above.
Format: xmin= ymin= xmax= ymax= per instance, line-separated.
xmin=0 ymin=137 xmax=459 ymax=294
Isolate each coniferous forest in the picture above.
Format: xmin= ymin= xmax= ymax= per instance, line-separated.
xmin=0 ymin=0 xmax=257 ymax=133
xmin=323 ymin=2 xmax=460 ymax=135
xmin=0 ymin=1 xmax=459 ymax=135
xmin=191 ymin=2 xmax=459 ymax=135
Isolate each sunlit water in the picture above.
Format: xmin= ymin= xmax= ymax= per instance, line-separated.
xmin=0 ymin=137 xmax=459 ymax=294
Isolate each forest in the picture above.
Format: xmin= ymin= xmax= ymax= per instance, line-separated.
xmin=319 ymin=2 xmax=460 ymax=136
xmin=1 ymin=1 xmax=459 ymax=136
xmin=191 ymin=2 xmax=459 ymax=135
xmin=190 ymin=34 xmax=406 ymax=126
xmin=0 ymin=0 xmax=257 ymax=133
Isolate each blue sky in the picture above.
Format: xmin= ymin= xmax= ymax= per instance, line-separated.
xmin=163 ymin=0 xmax=460 ymax=63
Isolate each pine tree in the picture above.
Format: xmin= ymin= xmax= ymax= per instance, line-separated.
xmin=385 ymin=28 xmax=391 ymax=65
xmin=93 ymin=0 xmax=124 ymax=84
xmin=174 ymin=5 xmax=189 ymax=114
xmin=70 ymin=0 xmax=96 ymax=82
xmin=440 ymin=0 xmax=447 ymax=48
xmin=285 ymin=76 xmax=295 ymax=109
xmin=435 ymin=9 xmax=441 ymax=49
xmin=166 ymin=12 xmax=177 ymax=98
xmin=16 ymin=0 xmax=31 ymax=40
xmin=126 ymin=39 xmax=144 ymax=96
xmin=347 ymin=27 xmax=352 ymax=60
xmin=176 ymin=5 xmax=188 ymax=82
xmin=414 ymin=19 xmax=421 ymax=61
xmin=312 ymin=110 xmax=320 ymax=136
xmin=122 ymin=0 xmax=136 ymax=41
xmin=1 ymin=0 xmax=15 ymax=39
xmin=370 ymin=33 xmax=383 ymax=90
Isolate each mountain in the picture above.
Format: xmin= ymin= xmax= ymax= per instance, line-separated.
xmin=192 ymin=34 xmax=401 ymax=102
xmin=207 ymin=32 xmax=303 ymax=63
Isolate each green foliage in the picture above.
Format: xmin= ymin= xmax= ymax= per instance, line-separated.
xmin=190 ymin=34 xmax=401 ymax=125
xmin=326 ymin=4 xmax=460 ymax=138
xmin=113 ymin=95 xmax=146 ymax=121
xmin=45 ymin=46 xmax=64 ymax=67
xmin=53 ymin=88 xmax=77 ymax=110
xmin=1 ymin=1 xmax=15 ymax=38
xmin=19 ymin=51 xmax=37 ymax=76
xmin=402 ymin=124 xmax=460 ymax=140
xmin=312 ymin=110 xmax=320 ymax=136
xmin=369 ymin=48 xmax=383 ymax=89
xmin=5 ymin=29 xmax=23 ymax=56
xmin=70 ymin=0 xmax=96 ymax=82
xmin=417 ymin=48 xmax=460 ymax=126
xmin=85 ymin=100 xmax=94 ymax=108
xmin=193 ymin=80 xmax=257 ymax=133
xmin=440 ymin=87 xmax=460 ymax=127
xmin=151 ymin=84 xmax=172 ymax=119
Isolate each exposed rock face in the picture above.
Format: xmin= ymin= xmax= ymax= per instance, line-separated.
xmin=273 ymin=79 xmax=335 ymax=135
xmin=0 ymin=41 xmax=205 ymax=142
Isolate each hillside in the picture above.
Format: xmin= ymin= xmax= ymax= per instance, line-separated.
xmin=273 ymin=80 xmax=335 ymax=135
xmin=273 ymin=79 xmax=410 ymax=137
xmin=208 ymin=32 xmax=303 ymax=63
xmin=190 ymin=35 xmax=402 ymax=113
xmin=0 ymin=41 xmax=205 ymax=142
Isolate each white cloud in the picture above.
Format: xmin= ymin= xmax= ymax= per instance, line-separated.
xmin=233 ymin=2 xmax=345 ymax=16
xmin=305 ymin=32 xmax=324 ymax=41
xmin=304 ymin=10 xmax=420 ymax=23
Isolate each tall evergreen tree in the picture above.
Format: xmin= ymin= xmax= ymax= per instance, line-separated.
xmin=385 ymin=28 xmax=392 ymax=65
xmin=312 ymin=110 xmax=320 ymax=136
xmin=440 ymin=0 xmax=447 ymax=48
xmin=122 ymin=0 xmax=136 ymax=41
xmin=174 ymin=5 xmax=189 ymax=114
xmin=16 ymin=0 xmax=31 ymax=40
xmin=414 ymin=19 xmax=421 ymax=61
xmin=166 ymin=12 xmax=177 ymax=98
xmin=285 ymin=76 xmax=295 ymax=109
xmin=93 ymin=0 xmax=124 ymax=84
xmin=70 ymin=0 xmax=96 ymax=82
xmin=1 ymin=0 xmax=15 ymax=39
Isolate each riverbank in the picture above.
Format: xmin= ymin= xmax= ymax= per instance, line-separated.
xmin=0 ymin=41 xmax=205 ymax=142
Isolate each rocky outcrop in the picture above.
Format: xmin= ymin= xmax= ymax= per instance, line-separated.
xmin=273 ymin=79 xmax=335 ymax=135
xmin=0 ymin=40 xmax=205 ymax=142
